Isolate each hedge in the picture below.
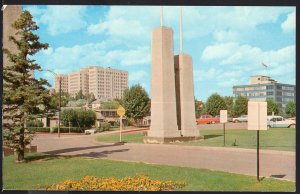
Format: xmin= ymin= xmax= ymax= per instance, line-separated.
xmin=28 ymin=127 xmax=50 ymax=132
xmin=52 ymin=127 xmax=83 ymax=133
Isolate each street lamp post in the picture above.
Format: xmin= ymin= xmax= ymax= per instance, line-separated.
xmin=40 ymin=69 xmax=61 ymax=138
xmin=58 ymin=76 xmax=61 ymax=138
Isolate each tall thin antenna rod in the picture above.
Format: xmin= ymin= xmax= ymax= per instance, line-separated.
xmin=180 ymin=6 xmax=183 ymax=53
xmin=160 ymin=6 xmax=164 ymax=26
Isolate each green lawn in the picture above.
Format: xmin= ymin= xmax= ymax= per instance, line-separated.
xmin=96 ymin=128 xmax=295 ymax=151
xmin=3 ymin=153 xmax=295 ymax=191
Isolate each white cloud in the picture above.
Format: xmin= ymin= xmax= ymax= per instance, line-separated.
xmin=281 ymin=11 xmax=295 ymax=33
xmin=38 ymin=6 xmax=88 ymax=36
xmin=202 ymin=42 xmax=239 ymax=61
xmin=36 ymin=42 xmax=150 ymax=75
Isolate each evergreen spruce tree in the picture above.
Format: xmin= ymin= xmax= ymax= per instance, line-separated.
xmin=3 ymin=10 xmax=50 ymax=162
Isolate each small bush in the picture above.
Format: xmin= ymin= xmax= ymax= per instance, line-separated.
xmin=27 ymin=120 xmax=44 ymax=127
xmin=28 ymin=127 xmax=50 ymax=132
xmin=52 ymin=127 xmax=83 ymax=133
xmin=97 ymin=123 xmax=111 ymax=132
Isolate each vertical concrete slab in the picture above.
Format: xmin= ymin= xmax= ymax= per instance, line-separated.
xmin=176 ymin=54 xmax=199 ymax=137
xmin=148 ymin=27 xmax=180 ymax=138
xmin=3 ymin=5 xmax=22 ymax=67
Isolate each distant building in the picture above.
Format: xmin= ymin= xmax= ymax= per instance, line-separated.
xmin=59 ymin=66 xmax=128 ymax=100
xmin=233 ymin=75 xmax=296 ymax=110
xmin=54 ymin=74 xmax=68 ymax=93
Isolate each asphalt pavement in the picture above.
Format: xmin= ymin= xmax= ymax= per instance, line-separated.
xmin=31 ymin=128 xmax=295 ymax=182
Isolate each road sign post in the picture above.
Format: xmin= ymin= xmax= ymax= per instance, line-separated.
xmin=220 ymin=110 xmax=228 ymax=146
xmin=248 ymin=101 xmax=267 ymax=182
xmin=117 ymin=106 xmax=126 ymax=143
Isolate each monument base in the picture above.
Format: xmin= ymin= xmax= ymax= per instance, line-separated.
xmin=143 ymin=135 xmax=203 ymax=144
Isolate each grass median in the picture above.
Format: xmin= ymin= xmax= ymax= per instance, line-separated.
xmin=96 ymin=128 xmax=295 ymax=151
xmin=3 ymin=153 xmax=295 ymax=191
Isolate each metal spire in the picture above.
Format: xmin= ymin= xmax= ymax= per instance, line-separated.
xmin=180 ymin=6 xmax=183 ymax=53
xmin=160 ymin=6 xmax=164 ymax=26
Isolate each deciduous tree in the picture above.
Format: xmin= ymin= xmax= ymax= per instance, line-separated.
xmin=205 ymin=93 xmax=226 ymax=116
xmin=121 ymin=84 xmax=150 ymax=124
xmin=266 ymin=98 xmax=280 ymax=115
xmin=285 ymin=101 xmax=296 ymax=117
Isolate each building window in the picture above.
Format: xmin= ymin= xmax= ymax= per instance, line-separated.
xmin=267 ymin=92 xmax=273 ymax=96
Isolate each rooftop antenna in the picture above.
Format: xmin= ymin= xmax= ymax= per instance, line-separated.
xmin=160 ymin=6 xmax=164 ymax=26
xmin=180 ymin=6 xmax=183 ymax=53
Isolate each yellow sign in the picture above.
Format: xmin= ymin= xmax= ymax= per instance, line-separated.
xmin=117 ymin=106 xmax=125 ymax=116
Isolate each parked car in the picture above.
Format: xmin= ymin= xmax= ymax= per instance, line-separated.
xmin=232 ymin=115 xmax=248 ymax=123
xmin=196 ymin=114 xmax=220 ymax=124
xmin=267 ymin=116 xmax=295 ymax=128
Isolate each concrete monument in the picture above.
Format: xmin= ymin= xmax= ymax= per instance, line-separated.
xmin=145 ymin=7 xmax=201 ymax=143
xmin=174 ymin=7 xmax=199 ymax=137
xmin=147 ymin=7 xmax=181 ymax=140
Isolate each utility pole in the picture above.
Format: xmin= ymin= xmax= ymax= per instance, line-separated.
xmin=58 ymin=76 xmax=61 ymax=138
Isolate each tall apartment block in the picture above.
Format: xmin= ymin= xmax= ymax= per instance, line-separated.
xmin=54 ymin=74 xmax=68 ymax=93
xmin=55 ymin=66 xmax=128 ymax=100
xmin=233 ymin=75 xmax=296 ymax=110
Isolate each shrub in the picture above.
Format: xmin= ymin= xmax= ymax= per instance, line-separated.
xmin=27 ymin=127 xmax=50 ymax=132
xmin=97 ymin=123 xmax=111 ymax=132
xmin=27 ymin=120 xmax=44 ymax=127
xmin=52 ymin=127 xmax=83 ymax=133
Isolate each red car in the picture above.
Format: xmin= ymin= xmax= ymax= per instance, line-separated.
xmin=196 ymin=114 xmax=220 ymax=124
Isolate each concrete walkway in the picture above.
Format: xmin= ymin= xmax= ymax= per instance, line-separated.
xmin=31 ymin=130 xmax=295 ymax=182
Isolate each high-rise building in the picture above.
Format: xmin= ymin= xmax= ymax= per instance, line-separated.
xmin=233 ymin=75 xmax=296 ymax=110
xmin=88 ymin=66 xmax=128 ymax=100
xmin=64 ymin=66 xmax=128 ymax=100
xmin=54 ymin=74 xmax=68 ymax=93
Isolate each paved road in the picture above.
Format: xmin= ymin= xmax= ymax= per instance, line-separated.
xmin=32 ymin=130 xmax=295 ymax=182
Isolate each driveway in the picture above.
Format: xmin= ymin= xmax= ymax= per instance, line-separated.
xmin=31 ymin=130 xmax=295 ymax=182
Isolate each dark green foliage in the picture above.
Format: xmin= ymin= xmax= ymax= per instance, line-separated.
xmin=97 ymin=123 xmax=111 ymax=132
xmin=285 ymin=101 xmax=296 ymax=117
xmin=26 ymin=120 xmax=44 ymax=127
xmin=121 ymin=84 xmax=150 ymax=123
xmin=205 ymin=93 xmax=227 ymax=116
xmin=52 ymin=127 xmax=83 ymax=133
xmin=232 ymin=96 xmax=248 ymax=117
xmin=61 ymin=109 xmax=96 ymax=129
xmin=194 ymin=99 xmax=204 ymax=118
xmin=27 ymin=127 xmax=50 ymax=132
xmin=266 ymin=99 xmax=280 ymax=115
xmin=101 ymin=100 xmax=120 ymax=109
xmin=223 ymin=96 xmax=234 ymax=117
xmin=3 ymin=10 xmax=50 ymax=162
xmin=49 ymin=92 xmax=70 ymax=110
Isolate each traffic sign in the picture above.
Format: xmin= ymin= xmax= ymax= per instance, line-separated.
xmin=220 ymin=110 xmax=228 ymax=123
xmin=117 ymin=106 xmax=125 ymax=116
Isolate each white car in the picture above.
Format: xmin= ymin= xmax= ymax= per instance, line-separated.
xmin=267 ymin=116 xmax=295 ymax=128
xmin=232 ymin=115 xmax=248 ymax=123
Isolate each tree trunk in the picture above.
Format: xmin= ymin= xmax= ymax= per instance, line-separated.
xmin=17 ymin=127 xmax=25 ymax=163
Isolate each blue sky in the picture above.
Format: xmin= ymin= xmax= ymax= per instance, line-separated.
xmin=23 ymin=5 xmax=296 ymax=102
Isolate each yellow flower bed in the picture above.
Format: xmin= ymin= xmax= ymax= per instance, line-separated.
xmin=47 ymin=174 xmax=186 ymax=191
